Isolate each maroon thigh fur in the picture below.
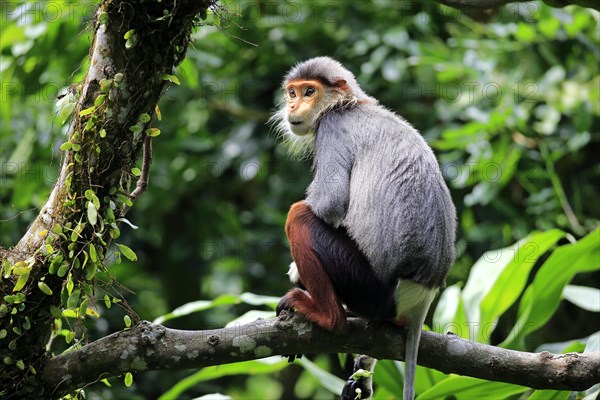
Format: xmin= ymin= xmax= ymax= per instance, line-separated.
xmin=278 ymin=201 xmax=398 ymax=330
xmin=279 ymin=201 xmax=346 ymax=331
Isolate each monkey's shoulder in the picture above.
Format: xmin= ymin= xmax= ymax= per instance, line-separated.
xmin=318 ymin=104 xmax=429 ymax=160
xmin=322 ymin=104 xmax=417 ymax=136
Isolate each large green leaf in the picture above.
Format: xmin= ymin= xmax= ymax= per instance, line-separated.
xmin=502 ymin=228 xmax=600 ymax=348
xmin=478 ymin=230 xmax=564 ymax=342
xmin=562 ymin=285 xmax=600 ymax=312
xmin=418 ymin=376 xmax=528 ymax=400
xmin=373 ymin=359 xmax=404 ymax=395
xmin=462 ymin=241 xmax=523 ymax=331
xmin=297 ymin=357 xmax=345 ymax=394
xmin=159 ymin=357 xmax=287 ymax=399
xmin=153 ymin=292 xmax=279 ymax=324
xmin=433 ymin=284 xmax=460 ymax=332
xmin=527 ymin=390 xmax=571 ymax=400
xmin=461 ymin=232 xmax=563 ymax=341
xmin=584 ymin=331 xmax=599 ymax=354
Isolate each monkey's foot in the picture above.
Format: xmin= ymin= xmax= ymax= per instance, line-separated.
xmin=341 ymin=377 xmax=372 ymax=400
xmin=277 ymin=288 xmax=346 ymax=331
xmin=276 ymin=292 xmax=296 ymax=317
xmin=341 ymin=355 xmax=375 ymax=400
xmin=276 ymin=292 xmax=304 ymax=363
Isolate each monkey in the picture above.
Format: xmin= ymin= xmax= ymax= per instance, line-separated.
xmin=270 ymin=57 xmax=456 ymax=400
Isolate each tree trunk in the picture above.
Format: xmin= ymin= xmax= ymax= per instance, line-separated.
xmin=0 ymin=1 xmax=213 ymax=397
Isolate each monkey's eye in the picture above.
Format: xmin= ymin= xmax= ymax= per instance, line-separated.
xmin=288 ymin=88 xmax=296 ymax=98
xmin=305 ymin=87 xmax=315 ymax=97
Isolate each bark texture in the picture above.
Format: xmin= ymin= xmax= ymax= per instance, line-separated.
xmin=40 ymin=316 xmax=600 ymax=396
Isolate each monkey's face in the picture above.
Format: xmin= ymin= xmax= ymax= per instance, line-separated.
xmin=284 ymin=80 xmax=325 ymax=136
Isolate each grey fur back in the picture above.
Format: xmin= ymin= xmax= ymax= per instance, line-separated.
xmin=305 ymin=104 xmax=456 ymax=288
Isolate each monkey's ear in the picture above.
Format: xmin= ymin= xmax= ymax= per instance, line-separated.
xmin=335 ymin=79 xmax=349 ymax=92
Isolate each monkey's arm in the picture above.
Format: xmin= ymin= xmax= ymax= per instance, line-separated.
xmin=305 ymin=125 xmax=354 ymax=228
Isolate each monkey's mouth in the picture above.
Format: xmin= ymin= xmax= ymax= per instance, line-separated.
xmin=289 ymin=120 xmax=302 ymax=126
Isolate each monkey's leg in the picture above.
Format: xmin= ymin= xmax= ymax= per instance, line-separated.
xmin=277 ymin=201 xmax=346 ymax=331
xmin=341 ymin=355 xmax=377 ymax=400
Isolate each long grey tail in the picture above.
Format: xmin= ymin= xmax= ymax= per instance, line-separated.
xmin=403 ymin=320 xmax=425 ymax=400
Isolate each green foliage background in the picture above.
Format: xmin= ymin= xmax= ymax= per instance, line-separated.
xmin=1 ymin=1 xmax=599 ymax=399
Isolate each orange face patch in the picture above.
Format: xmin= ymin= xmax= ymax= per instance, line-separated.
xmin=285 ymin=80 xmax=324 ymax=113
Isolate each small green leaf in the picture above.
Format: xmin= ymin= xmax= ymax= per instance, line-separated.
xmin=66 ymin=274 xmax=74 ymax=294
xmin=79 ymin=106 xmax=96 ymax=116
xmin=118 ymin=244 xmax=137 ymax=261
xmin=99 ymin=128 xmax=107 ymax=138
xmin=13 ymin=273 xmax=30 ymax=292
xmin=0 ymin=330 xmax=7 ymax=339
xmin=89 ymin=244 xmax=98 ymax=262
xmin=104 ymin=295 xmax=111 ymax=309
xmin=125 ymin=37 xmax=137 ymax=49
xmin=12 ymin=265 xmax=32 ymax=275
xmin=49 ymin=256 xmax=63 ymax=274
xmin=94 ymin=94 xmax=106 ymax=107
xmin=16 ymin=360 xmax=25 ymax=370
xmin=145 ymin=128 xmax=161 ymax=137
xmin=124 ymin=29 xmax=136 ymax=40
xmin=99 ymin=78 xmax=112 ymax=92
xmin=131 ymin=167 xmax=142 ymax=177
xmin=2 ymin=260 xmax=11 ymax=278
xmin=129 ymin=124 xmax=142 ymax=133
xmin=161 ymin=74 xmax=180 ymax=85
xmin=57 ymin=263 xmax=69 ymax=278
xmin=79 ymin=298 xmax=89 ymax=318
xmin=87 ymin=201 xmax=98 ymax=226
xmin=71 ymin=222 xmax=85 ymax=242
xmin=57 ymin=93 xmax=76 ymax=125
xmin=124 ymin=372 xmax=133 ymax=387
xmin=124 ymin=315 xmax=132 ymax=328
xmin=63 ymin=306 xmax=78 ymax=316
xmin=60 ymin=142 xmax=72 ymax=151
xmin=51 ymin=224 xmax=63 ymax=234
xmin=65 ymin=330 xmax=75 ymax=344
xmin=86 ymin=263 xmax=97 ymax=281
xmin=85 ymin=118 xmax=95 ymax=131
xmin=50 ymin=306 xmax=62 ymax=319
xmin=67 ymin=290 xmax=81 ymax=308
xmin=98 ymin=11 xmax=108 ymax=24
xmin=139 ymin=113 xmax=151 ymax=123
xmin=38 ymin=282 xmax=53 ymax=295
xmin=71 ymin=143 xmax=81 ymax=152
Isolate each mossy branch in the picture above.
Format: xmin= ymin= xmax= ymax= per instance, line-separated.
xmin=40 ymin=316 xmax=600 ymax=397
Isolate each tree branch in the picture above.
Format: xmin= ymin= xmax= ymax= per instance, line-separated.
xmin=41 ymin=316 xmax=600 ymax=396
xmin=438 ymin=0 xmax=599 ymax=22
